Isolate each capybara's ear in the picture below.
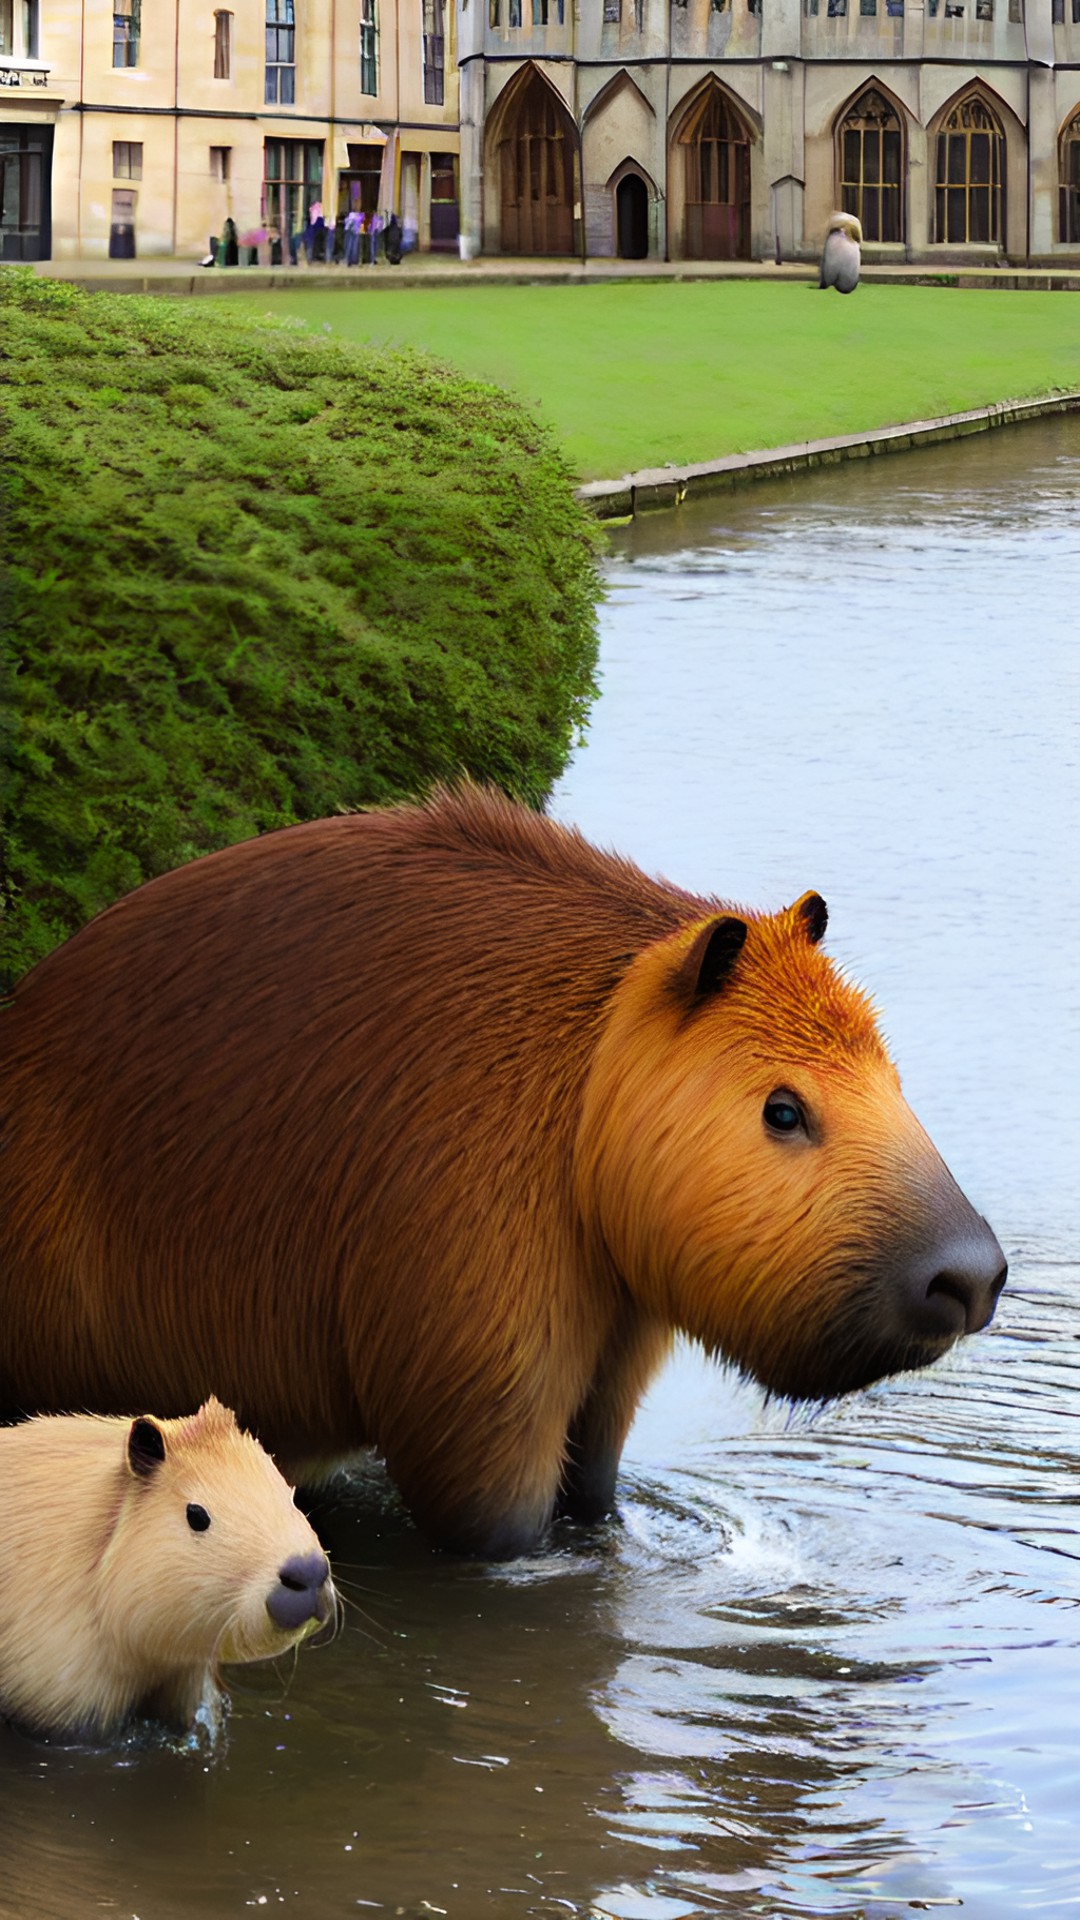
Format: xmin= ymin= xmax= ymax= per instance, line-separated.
xmin=791 ymin=891 xmax=828 ymax=945
xmin=128 ymin=1417 xmax=167 ymax=1478
xmin=673 ymin=915 xmax=749 ymax=1003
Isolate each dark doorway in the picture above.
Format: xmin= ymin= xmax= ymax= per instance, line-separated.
xmin=498 ymin=70 xmax=576 ymax=255
xmin=0 ymin=124 xmax=52 ymax=261
xmin=616 ymin=173 xmax=648 ymax=258
xmin=429 ymin=151 xmax=460 ymax=251
xmin=108 ymin=185 xmax=136 ymax=259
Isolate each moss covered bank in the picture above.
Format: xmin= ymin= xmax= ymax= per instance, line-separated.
xmin=0 ymin=272 xmax=601 ymax=990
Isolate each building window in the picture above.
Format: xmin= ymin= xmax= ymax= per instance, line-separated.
xmin=3 ymin=0 xmax=39 ymax=55
xmin=360 ymin=0 xmax=378 ymax=92
xmin=489 ymin=0 xmax=499 ymax=20
xmin=838 ymin=89 xmax=903 ymax=242
xmin=265 ymin=0 xmax=295 ymax=106
xmin=531 ymin=0 xmax=565 ymax=19
xmin=422 ymin=0 xmax=444 ymax=104
xmin=603 ymin=0 xmax=620 ymax=15
xmin=210 ymin=145 xmax=231 ymax=180
xmin=935 ymin=94 xmax=1005 ymax=245
xmin=112 ymin=140 xmax=143 ymax=178
xmin=214 ymin=9 xmax=232 ymax=77
xmin=1052 ymin=0 xmax=1063 ymax=17
xmin=1060 ymin=111 xmax=1080 ymax=243
xmin=113 ymin=0 xmax=140 ymax=66
xmin=263 ymin=138 xmax=322 ymax=248
xmin=508 ymin=0 xmax=521 ymax=18
xmin=826 ymin=0 xmax=846 ymax=15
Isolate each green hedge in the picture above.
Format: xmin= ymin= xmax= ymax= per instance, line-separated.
xmin=0 ymin=270 xmax=601 ymax=990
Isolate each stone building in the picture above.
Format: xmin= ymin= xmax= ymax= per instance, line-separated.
xmin=3 ymin=0 xmax=1078 ymax=262
xmin=0 ymin=0 xmax=460 ymax=260
xmin=457 ymin=0 xmax=1080 ymax=262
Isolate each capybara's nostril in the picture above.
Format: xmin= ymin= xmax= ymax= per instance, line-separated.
xmin=266 ymin=1550 xmax=331 ymax=1633
xmin=908 ymin=1224 xmax=1008 ymax=1342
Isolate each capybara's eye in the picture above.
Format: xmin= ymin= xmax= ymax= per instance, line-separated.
xmin=186 ymin=1503 xmax=211 ymax=1532
xmin=763 ymin=1092 xmax=805 ymax=1135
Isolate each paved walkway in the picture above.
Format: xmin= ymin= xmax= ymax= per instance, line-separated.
xmin=33 ymin=252 xmax=1080 ymax=296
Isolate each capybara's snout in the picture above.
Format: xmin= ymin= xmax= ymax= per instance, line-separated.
xmin=901 ymin=1213 xmax=1007 ymax=1343
xmin=266 ymin=1549 xmax=333 ymax=1637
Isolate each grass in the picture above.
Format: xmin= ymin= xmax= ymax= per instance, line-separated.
xmin=222 ymin=280 xmax=1080 ymax=481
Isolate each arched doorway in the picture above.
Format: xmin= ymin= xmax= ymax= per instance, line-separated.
xmin=616 ymin=173 xmax=648 ymax=258
xmin=676 ymin=84 xmax=752 ymax=260
xmin=934 ymin=92 xmax=1006 ymax=246
xmin=836 ymin=87 xmax=905 ymax=243
xmin=497 ymin=69 xmax=576 ymax=256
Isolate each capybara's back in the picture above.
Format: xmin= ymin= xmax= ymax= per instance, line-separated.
xmin=0 ymin=786 xmax=1006 ymax=1558
xmin=0 ymin=1397 xmax=335 ymax=1741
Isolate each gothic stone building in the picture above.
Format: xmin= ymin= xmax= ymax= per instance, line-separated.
xmin=456 ymin=0 xmax=1080 ymax=262
xmin=3 ymin=0 xmax=1079 ymax=262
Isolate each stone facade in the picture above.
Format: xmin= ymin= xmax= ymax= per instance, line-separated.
xmin=3 ymin=0 xmax=1078 ymax=263
xmin=456 ymin=0 xmax=1080 ymax=262
xmin=0 ymin=0 xmax=461 ymax=261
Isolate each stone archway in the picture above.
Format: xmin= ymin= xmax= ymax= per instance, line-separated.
xmin=494 ymin=67 xmax=577 ymax=256
xmin=671 ymin=82 xmax=753 ymax=261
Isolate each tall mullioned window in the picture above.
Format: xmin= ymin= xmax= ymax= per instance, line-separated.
xmin=838 ymin=88 xmax=904 ymax=242
xmin=113 ymin=0 xmax=140 ymax=66
xmin=360 ymin=0 xmax=378 ymax=92
xmin=1060 ymin=110 xmax=1080 ymax=242
xmin=265 ymin=0 xmax=295 ymax=105
xmin=935 ymin=94 xmax=1005 ymax=245
xmin=422 ymin=0 xmax=444 ymax=104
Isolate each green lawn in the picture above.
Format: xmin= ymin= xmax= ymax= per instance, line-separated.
xmin=221 ymin=280 xmax=1080 ymax=481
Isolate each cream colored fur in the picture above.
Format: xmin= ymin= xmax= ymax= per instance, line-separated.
xmin=0 ymin=1398 xmax=333 ymax=1741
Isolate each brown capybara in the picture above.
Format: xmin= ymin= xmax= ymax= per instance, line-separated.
xmin=0 ymin=1398 xmax=336 ymax=1742
xmin=0 ymin=786 xmax=1006 ymax=1559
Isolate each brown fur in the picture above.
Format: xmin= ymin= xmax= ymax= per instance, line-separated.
xmin=0 ymin=786 xmax=1004 ymax=1557
xmin=0 ymin=1399 xmax=335 ymax=1741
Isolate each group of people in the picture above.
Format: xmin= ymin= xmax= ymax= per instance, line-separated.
xmin=205 ymin=202 xmax=408 ymax=269
xmin=294 ymin=200 xmax=405 ymax=268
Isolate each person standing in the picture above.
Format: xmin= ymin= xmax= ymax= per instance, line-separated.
xmin=344 ymin=206 xmax=363 ymax=267
xmin=368 ymin=208 xmax=384 ymax=266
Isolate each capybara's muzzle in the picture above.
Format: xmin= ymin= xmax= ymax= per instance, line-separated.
xmin=266 ymin=1549 xmax=333 ymax=1636
xmin=900 ymin=1214 xmax=1008 ymax=1343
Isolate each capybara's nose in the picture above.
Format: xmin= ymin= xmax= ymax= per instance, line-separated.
xmin=266 ymin=1549 xmax=331 ymax=1633
xmin=904 ymin=1220 xmax=1008 ymax=1342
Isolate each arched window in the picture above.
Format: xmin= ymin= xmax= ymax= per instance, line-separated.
xmin=837 ymin=89 xmax=904 ymax=243
xmin=497 ymin=71 xmax=576 ymax=255
xmin=934 ymin=94 xmax=1005 ymax=245
xmin=1060 ymin=111 xmax=1080 ymax=245
xmin=677 ymin=86 xmax=752 ymax=260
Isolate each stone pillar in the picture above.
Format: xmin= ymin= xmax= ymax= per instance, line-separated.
xmin=1028 ymin=65 xmax=1057 ymax=257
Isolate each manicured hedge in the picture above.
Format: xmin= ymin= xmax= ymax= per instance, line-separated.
xmin=0 ymin=270 xmax=601 ymax=990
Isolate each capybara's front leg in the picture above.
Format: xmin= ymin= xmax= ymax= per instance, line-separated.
xmin=558 ymin=1313 xmax=673 ymax=1526
xmin=380 ymin=1396 xmax=572 ymax=1561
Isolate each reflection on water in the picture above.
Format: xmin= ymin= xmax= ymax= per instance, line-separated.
xmin=2 ymin=420 xmax=1077 ymax=1920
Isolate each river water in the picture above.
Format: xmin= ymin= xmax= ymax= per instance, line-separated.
xmin=2 ymin=420 xmax=1077 ymax=1920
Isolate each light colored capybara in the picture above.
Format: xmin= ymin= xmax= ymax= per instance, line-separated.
xmin=819 ymin=210 xmax=862 ymax=293
xmin=0 ymin=1398 xmax=336 ymax=1741
xmin=0 ymin=786 xmax=1006 ymax=1558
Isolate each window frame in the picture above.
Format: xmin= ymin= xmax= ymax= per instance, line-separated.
xmin=113 ymin=0 xmax=141 ymax=68
xmin=112 ymin=139 xmax=144 ymax=180
xmin=265 ymin=0 xmax=296 ymax=106
xmin=214 ymin=8 xmax=232 ymax=79
xmin=360 ymin=0 xmax=378 ymax=93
